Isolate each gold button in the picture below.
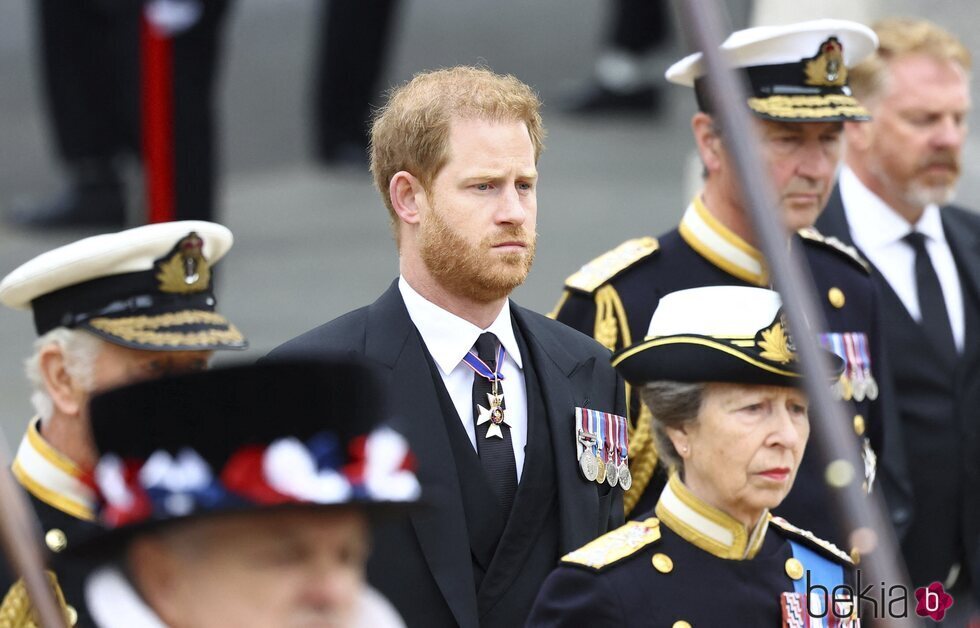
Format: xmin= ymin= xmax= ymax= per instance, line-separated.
xmin=66 ymin=605 xmax=78 ymax=626
xmin=853 ymin=414 xmax=865 ymax=436
xmin=785 ymin=557 xmax=805 ymax=580
xmin=45 ymin=529 xmax=67 ymax=553
xmin=828 ymin=287 xmax=845 ymax=308
xmin=673 ymin=622 xmax=692 ymax=628
xmin=652 ymin=553 xmax=673 ymax=573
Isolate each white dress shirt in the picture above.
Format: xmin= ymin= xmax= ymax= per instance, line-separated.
xmin=839 ymin=167 xmax=965 ymax=352
xmin=398 ymin=277 xmax=528 ymax=481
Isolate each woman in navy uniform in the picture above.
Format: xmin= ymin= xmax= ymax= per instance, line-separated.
xmin=529 ymin=287 xmax=859 ymax=627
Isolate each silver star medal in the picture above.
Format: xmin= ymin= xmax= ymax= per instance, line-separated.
xmin=476 ymin=391 xmax=510 ymax=438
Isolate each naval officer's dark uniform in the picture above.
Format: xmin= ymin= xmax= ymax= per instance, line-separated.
xmin=552 ymin=197 xmax=891 ymax=546
xmin=0 ymin=221 xmax=248 ymax=627
xmin=0 ymin=420 xmax=100 ymax=627
xmin=528 ymin=474 xmax=858 ymax=627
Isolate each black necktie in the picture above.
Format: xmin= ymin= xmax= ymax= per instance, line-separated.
xmin=472 ymin=332 xmax=517 ymax=517
xmin=904 ymin=231 xmax=957 ymax=358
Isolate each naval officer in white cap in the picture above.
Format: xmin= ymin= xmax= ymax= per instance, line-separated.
xmin=0 ymin=221 xmax=246 ymax=627
xmin=552 ymin=19 xmax=892 ymax=550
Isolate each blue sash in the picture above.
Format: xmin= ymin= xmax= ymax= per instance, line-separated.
xmin=788 ymin=539 xmax=845 ymax=618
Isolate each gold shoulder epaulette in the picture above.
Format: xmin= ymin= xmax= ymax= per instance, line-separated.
xmin=564 ymin=237 xmax=660 ymax=294
xmin=797 ymin=227 xmax=869 ymax=274
xmin=561 ymin=517 xmax=661 ymax=571
xmin=770 ymin=516 xmax=853 ymax=565
xmin=0 ymin=573 xmax=75 ymax=628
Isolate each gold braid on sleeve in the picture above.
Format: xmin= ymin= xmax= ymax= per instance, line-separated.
xmin=624 ymin=402 xmax=658 ymax=516
xmin=593 ymin=286 xmax=619 ymax=351
xmin=589 ymin=284 xmax=659 ymax=516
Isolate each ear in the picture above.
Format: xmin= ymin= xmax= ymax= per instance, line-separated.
xmin=128 ymin=537 xmax=186 ymax=626
xmin=389 ymin=171 xmax=428 ymax=227
xmin=665 ymin=424 xmax=693 ymax=460
xmin=691 ymin=113 xmax=724 ymax=175
xmin=37 ymin=344 xmax=85 ymax=417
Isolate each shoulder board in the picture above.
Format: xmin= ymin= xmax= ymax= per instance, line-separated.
xmin=564 ymin=237 xmax=660 ymax=294
xmin=1 ymin=573 xmax=73 ymax=626
xmin=770 ymin=516 xmax=853 ymax=565
xmin=560 ymin=517 xmax=661 ymax=571
xmin=797 ymin=227 xmax=869 ymax=274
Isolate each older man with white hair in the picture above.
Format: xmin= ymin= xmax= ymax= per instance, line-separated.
xmin=0 ymin=221 xmax=246 ymax=626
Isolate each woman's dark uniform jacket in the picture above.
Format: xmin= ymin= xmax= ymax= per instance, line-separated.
xmin=551 ymin=200 xmax=894 ymax=546
xmin=527 ymin=475 xmax=858 ymax=627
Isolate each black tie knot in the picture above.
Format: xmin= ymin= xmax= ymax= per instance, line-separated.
xmin=475 ymin=332 xmax=498 ymax=366
xmin=904 ymin=230 xmax=928 ymax=252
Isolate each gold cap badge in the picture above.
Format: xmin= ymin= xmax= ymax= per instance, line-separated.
xmin=757 ymin=314 xmax=797 ymax=364
xmin=155 ymin=233 xmax=211 ymax=294
xmin=805 ymin=37 xmax=847 ymax=87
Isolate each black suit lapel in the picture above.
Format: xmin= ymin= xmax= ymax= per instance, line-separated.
xmin=512 ymin=305 xmax=601 ymax=552
xmin=816 ymin=186 xmax=855 ymax=246
xmin=942 ymin=209 xmax=980 ymax=378
xmin=943 ymin=208 xmax=980 ymax=309
xmin=363 ymin=283 xmax=480 ymax=628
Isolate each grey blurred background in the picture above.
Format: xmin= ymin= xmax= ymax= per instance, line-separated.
xmin=2 ymin=0 xmax=979 ymax=445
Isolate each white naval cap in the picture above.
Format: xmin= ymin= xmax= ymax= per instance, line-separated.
xmin=666 ymin=19 xmax=878 ymax=122
xmin=0 ymin=221 xmax=246 ymax=351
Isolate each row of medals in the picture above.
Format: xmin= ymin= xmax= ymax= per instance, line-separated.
xmin=578 ymin=430 xmax=631 ymax=490
xmin=832 ymin=370 xmax=878 ymax=403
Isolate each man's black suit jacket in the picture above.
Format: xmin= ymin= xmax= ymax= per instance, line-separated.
xmin=817 ymin=188 xmax=980 ymax=600
xmin=266 ymin=281 xmax=626 ymax=627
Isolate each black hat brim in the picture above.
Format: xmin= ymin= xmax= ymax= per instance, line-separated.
xmin=612 ymin=335 xmax=843 ymax=387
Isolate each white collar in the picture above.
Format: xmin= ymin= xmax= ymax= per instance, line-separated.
xmin=655 ymin=472 xmax=770 ymax=560
xmin=678 ymin=195 xmax=768 ymax=286
xmin=86 ymin=565 xmax=167 ymax=628
xmin=839 ymin=166 xmax=947 ymax=247
xmin=398 ymin=276 xmax=523 ymax=377
xmin=11 ymin=417 xmax=96 ymax=521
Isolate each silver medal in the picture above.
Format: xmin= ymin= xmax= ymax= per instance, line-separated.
xmin=618 ymin=463 xmax=632 ymax=490
xmin=579 ymin=450 xmax=598 ymax=482
xmin=606 ymin=459 xmax=618 ymax=487
xmin=865 ymin=376 xmax=879 ymax=401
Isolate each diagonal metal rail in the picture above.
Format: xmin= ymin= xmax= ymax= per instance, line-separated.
xmin=671 ymin=2 xmax=915 ymax=625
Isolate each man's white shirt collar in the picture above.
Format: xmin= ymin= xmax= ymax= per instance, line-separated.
xmin=839 ymin=166 xmax=945 ymax=247
xmin=839 ymin=166 xmax=964 ymax=351
xmin=398 ymin=276 xmax=523 ymax=375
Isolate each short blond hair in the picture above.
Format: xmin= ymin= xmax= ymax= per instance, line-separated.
xmin=849 ymin=18 xmax=971 ymax=103
xmin=369 ymin=66 xmax=545 ymax=240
